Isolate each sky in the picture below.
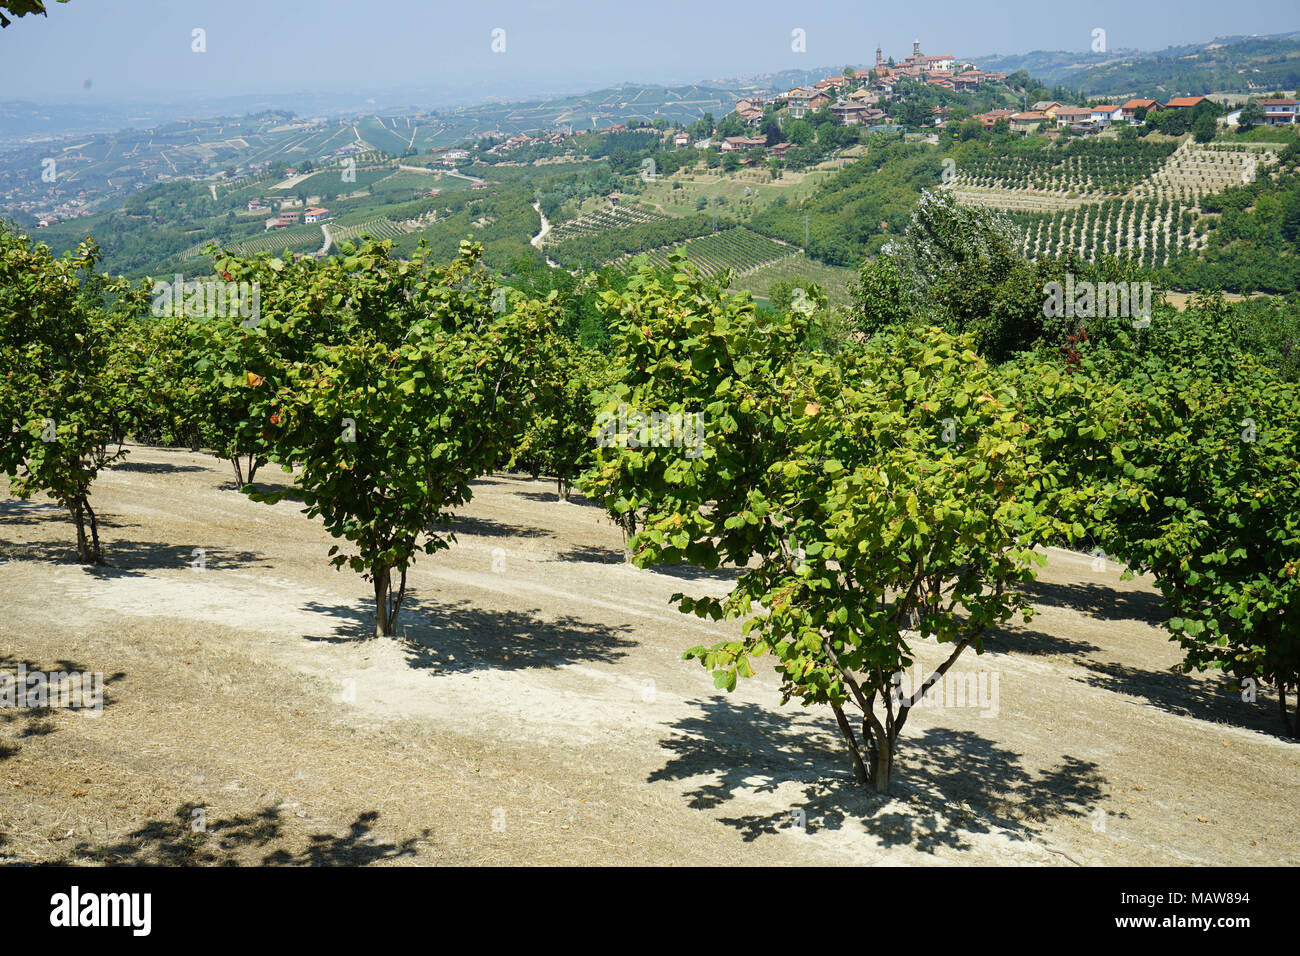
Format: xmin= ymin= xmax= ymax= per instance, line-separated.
xmin=2 ymin=0 xmax=1298 ymax=106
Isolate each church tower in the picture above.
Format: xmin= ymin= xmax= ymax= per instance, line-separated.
xmin=875 ymin=44 xmax=883 ymax=67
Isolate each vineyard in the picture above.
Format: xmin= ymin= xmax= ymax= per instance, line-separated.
xmin=176 ymin=224 xmax=324 ymax=261
xmin=541 ymin=206 xmax=671 ymax=245
xmin=1015 ymin=197 xmax=1206 ymax=266
xmin=329 ymin=217 xmax=415 ymax=244
xmin=610 ymin=226 xmax=796 ymax=276
xmin=956 ymin=139 xmax=1282 ymax=267
xmin=950 ymin=140 xmax=1180 ymax=212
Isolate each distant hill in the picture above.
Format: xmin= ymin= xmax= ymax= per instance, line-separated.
xmin=445 ymin=83 xmax=756 ymax=133
xmin=971 ymin=49 xmax=1140 ymax=86
xmin=1069 ymin=33 xmax=1300 ymax=97
xmin=976 ymin=33 xmax=1300 ymax=97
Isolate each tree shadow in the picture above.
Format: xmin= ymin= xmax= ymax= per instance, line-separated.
xmin=555 ymin=543 xmax=626 ymax=565
xmin=981 ymin=622 xmax=1101 ymax=658
xmin=59 ymin=804 xmax=429 ymax=866
xmin=444 ymin=514 xmax=549 ymax=539
xmin=302 ymin=597 xmax=638 ymax=674
xmin=513 ymin=490 xmax=603 ymax=509
xmin=0 ymin=654 xmax=125 ymax=760
xmin=1075 ymin=660 xmax=1289 ymax=737
xmin=652 ymin=698 xmax=1114 ymax=855
xmin=1020 ymin=579 xmax=1167 ymax=625
xmin=106 ymin=461 xmax=209 ymax=475
xmin=0 ymin=500 xmax=134 ymax=531
xmin=0 ymin=536 xmax=272 ymax=574
xmin=553 ymin=543 xmax=745 ymax=585
xmin=0 ymin=503 xmax=270 ymax=572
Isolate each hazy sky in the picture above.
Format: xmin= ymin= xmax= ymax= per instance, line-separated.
xmin=2 ymin=0 xmax=1297 ymax=104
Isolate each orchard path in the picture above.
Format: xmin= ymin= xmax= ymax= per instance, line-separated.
xmin=0 ymin=445 xmax=1294 ymax=865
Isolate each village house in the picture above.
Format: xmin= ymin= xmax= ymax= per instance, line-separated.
xmin=1163 ymin=96 xmax=1208 ymax=111
xmin=1121 ymin=98 xmax=1161 ymax=121
xmin=1259 ymin=98 xmax=1299 ymax=125
xmin=972 ymin=108 xmax=1015 ymax=128
xmin=787 ymin=88 xmax=832 ymax=118
xmin=1054 ymin=106 xmax=1094 ymax=130
xmin=720 ymin=135 xmax=767 ymax=152
xmin=1009 ymin=110 xmax=1049 ymax=134
xmin=303 ymin=207 xmax=331 ymax=223
xmin=1089 ymin=104 xmax=1124 ymax=126
xmin=1032 ymin=101 xmax=1063 ymax=117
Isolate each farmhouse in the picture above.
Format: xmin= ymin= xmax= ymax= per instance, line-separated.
xmin=303 ymin=207 xmax=331 ymax=223
xmin=1089 ymin=104 xmax=1124 ymax=126
xmin=1121 ymin=98 xmax=1161 ymax=120
xmin=1164 ymin=96 xmax=1208 ymax=110
xmin=1259 ymin=98 xmax=1299 ymax=125
xmin=973 ymin=108 xmax=1015 ymax=128
xmin=720 ymin=136 xmax=767 ymax=152
xmin=1054 ymin=106 xmax=1094 ymax=129
xmin=1009 ymin=111 xmax=1049 ymax=134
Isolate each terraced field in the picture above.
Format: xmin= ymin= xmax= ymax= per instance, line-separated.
xmin=950 ymin=140 xmax=1180 ymax=213
xmin=200 ymin=226 xmax=324 ymax=258
xmin=952 ymin=138 xmax=1281 ymax=267
xmin=613 ymin=226 xmax=796 ymax=276
xmin=542 ymin=206 xmax=671 ymax=245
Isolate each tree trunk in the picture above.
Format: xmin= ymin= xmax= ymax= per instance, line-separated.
xmin=1281 ymin=684 xmax=1298 ymax=739
xmin=832 ymin=704 xmax=869 ymax=785
xmin=372 ymin=563 xmax=408 ymax=637
xmin=70 ymin=501 xmax=90 ymax=564
xmin=870 ymin=735 xmax=893 ymax=794
xmin=230 ymin=457 xmax=245 ymax=487
xmin=69 ymin=495 xmax=102 ymax=565
xmin=557 ymin=477 xmax=570 ymax=502
xmin=373 ymin=565 xmax=392 ymax=637
xmin=84 ymin=497 xmax=102 ymax=564
xmin=246 ymin=452 xmax=259 ymax=485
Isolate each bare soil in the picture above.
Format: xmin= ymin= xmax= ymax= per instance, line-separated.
xmin=0 ymin=444 xmax=1295 ymax=866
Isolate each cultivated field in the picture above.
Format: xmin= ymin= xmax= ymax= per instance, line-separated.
xmin=950 ymin=139 xmax=1282 ymax=267
xmin=1 ymin=445 xmax=1296 ymax=866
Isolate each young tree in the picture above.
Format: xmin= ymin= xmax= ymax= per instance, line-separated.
xmin=1093 ymin=347 xmax=1300 ymax=736
xmin=510 ymin=333 xmax=609 ymax=501
xmin=218 ymin=239 xmax=553 ymax=636
xmin=586 ymin=261 xmax=1102 ymax=791
xmin=0 ymin=229 xmax=148 ymax=563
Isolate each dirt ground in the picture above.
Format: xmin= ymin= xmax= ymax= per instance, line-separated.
xmin=0 ymin=444 xmax=1296 ymax=866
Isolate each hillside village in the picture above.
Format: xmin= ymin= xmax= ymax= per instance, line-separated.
xmin=470 ymin=38 xmax=1297 ymax=168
